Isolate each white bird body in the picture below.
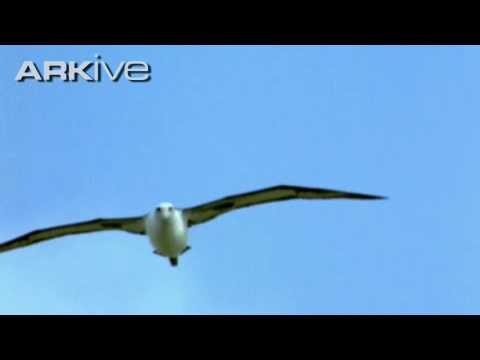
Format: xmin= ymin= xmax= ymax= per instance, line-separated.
xmin=146 ymin=202 xmax=188 ymax=261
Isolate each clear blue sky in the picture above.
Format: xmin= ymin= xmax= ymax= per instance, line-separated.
xmin=0 ymin=45 xmax=478 ymax=314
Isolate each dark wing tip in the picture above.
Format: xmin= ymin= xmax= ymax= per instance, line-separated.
xmin=285 ymin=185 xmax=387 ymax=201
xmin=0 ymin=233 xmax=32 ymax=253
xmin=251 ymin=185 xmax=388 ymax=201
xmin=370 ymin=195 xmax=387 ymax=200
xmin=346 ymin=193 xmax=388 ymax=200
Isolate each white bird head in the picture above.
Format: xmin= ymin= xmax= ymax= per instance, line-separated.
xmin=154 ymin=202 xmax=175 ymax=220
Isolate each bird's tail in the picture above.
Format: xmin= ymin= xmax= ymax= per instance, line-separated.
xmin=169 ymin=257 xmax=178 ymax=267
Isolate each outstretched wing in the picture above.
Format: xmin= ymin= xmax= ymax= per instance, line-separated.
xmin=183 ymin=185 xmax=386 ymax=227
xmin=0 ymin=216 xmax=146 ymax=254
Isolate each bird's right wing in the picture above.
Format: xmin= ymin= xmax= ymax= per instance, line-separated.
xmin=183 ymin=185 xmax=386 ymax=227
xmin=0 ymin=216 xmax=146 ymax=254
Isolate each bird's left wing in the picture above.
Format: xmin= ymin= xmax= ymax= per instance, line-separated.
xmin=0 ymin=216 xmax=146 ymax=254
xmin=183 ymin=184 xmax=386 ymax=227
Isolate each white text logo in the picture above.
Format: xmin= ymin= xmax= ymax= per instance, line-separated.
xmin=15 ymin=54 xmax=151 ymax=82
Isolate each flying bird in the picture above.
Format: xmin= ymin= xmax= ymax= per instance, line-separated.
xmin=0 ymin=185 xmax=386 ymax=266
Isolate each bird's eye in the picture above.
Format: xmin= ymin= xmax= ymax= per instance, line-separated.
xmin=168 ymin=206 xmax=173 ymax=211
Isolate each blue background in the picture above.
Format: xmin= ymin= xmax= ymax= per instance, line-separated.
xmin=0 ymin=46 xmax=477 ymax=314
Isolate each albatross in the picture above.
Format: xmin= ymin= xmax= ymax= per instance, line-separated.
xmin=0 ymin=185 xmax=386 ymax=266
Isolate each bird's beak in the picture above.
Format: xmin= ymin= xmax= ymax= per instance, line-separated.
xmin=157 ymin=209 xmax=168 ymax=220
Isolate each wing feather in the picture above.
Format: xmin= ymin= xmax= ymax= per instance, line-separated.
xmin=184 ymin=185 xmax=386 ymax=227
xmin=0 ymin=216 xmax=146 ymax=254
